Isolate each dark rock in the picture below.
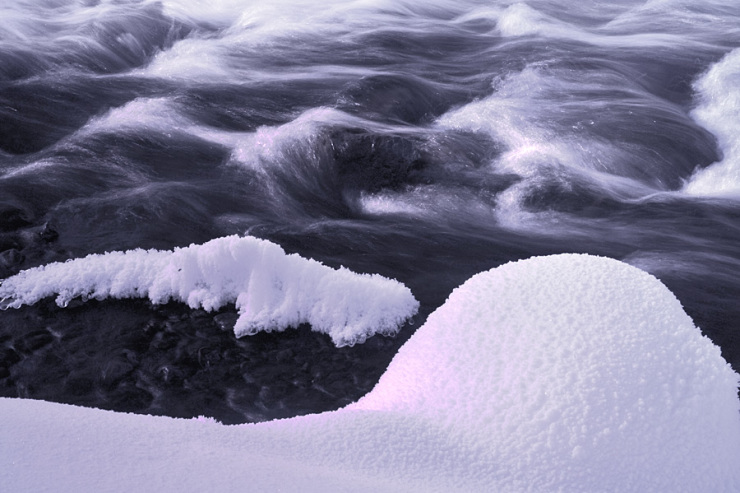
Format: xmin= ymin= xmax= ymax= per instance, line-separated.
xmin=331 ymin=131 xmax=428 ymax=194
xmin=110 ymin=382 xmax=153 ymax=412
xmin=99 ymin=357 xmax=136 ymax=387
xmin=0 ymin=346 xmax=21 ymax=367
xmin=0 ymin=205 xmax=33 ymax=232
xmin=156 ymin=365 xmax=185 ymax=385
xmin=0 ymin=233 xmax=22 ymax=252
xmin=0 ymin=247 xmax=24 ymax=277
xmin=213 ymin=312 xmax=238 ymax=332
xmin=15 ymin=330 xmax=54 ymax=353
xmin=150 ymin=331 xmax=179 ymax=350
xmin=275 ymin=348 xmax=295 ymax=363
xmin=38 ymin=222 xmax=59 ymax=243
xmin=64 ymin=372 xmax=95 ymax=396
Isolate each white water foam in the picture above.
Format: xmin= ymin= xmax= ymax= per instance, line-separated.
xmin=79 ymin=97 xmax=185 ymax=136
xmin=0 ymin=235 xmax=418 ymax=347
xmin=482 ymin=2 xmax=696 ymax=49
xmin=684 ymin=48 xmax=740 ymax=197
xmin=77 ymin=99 xmax=383 ymax=174
xmin=146 ymin=0 xmax=433 ymax=82
xmin=0 ymin=0 xmax=173 ymax=77
xmin=436 ymin=65 xmax=661 ymax=219
xmin=471 ymin=0 xmax=739 ymax=49
xmin=2 ymin=254 xmax=738 ymax=491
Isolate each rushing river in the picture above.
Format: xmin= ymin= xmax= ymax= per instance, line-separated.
xmin=1 ymin=0 xmax=739 ymax=424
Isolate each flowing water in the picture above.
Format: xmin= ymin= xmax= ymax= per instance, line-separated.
xmin=1 ymin=0 xmax=740 ymax=423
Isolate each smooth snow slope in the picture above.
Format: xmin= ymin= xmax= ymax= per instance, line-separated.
xmin=2 ymin=254 xmax=739 ymax=492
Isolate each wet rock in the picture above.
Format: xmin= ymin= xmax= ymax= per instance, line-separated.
xmin=0 ymin=346 xmax=21 ymax=367
xmin=15 ymin=330 xmax=54 ymax=353
xmin=290 ymin=373 xmax=312 ymax=389
xmin=227 ymin=384 xmax=260 ymax=408
xmin=275 ymin=348 xmax=295 ymax=363
xmin=0 ymin=233 xmax=21 ymax=251
xmin=195 ymin=347 xmax=222 ymax=369
xmin=99 ymin=356 xmax=136 ymax=387
xmin=64 ymin=372 xmax=95 ymax=396
xmin=150 ymin=331 xmax=179 ymax=351
xmin=331 ymin=131 xmax=428 ymax=193
xmin=110 ymin=381 xmax=153 ymax=412
xmin=0 ymin=297 xmax=405 ymax=424
xmin=0 ymin=205 xmax=33 ymax=232
xmin=213 ymin=312 xmax=238 ymax=332
xmin=155 ymin=365 xmax=186 ymax=385
xmin=119 ymin=326 xmax=153 ymax=354
xmin=258 ymin=380 xmax=294 ymax=403
xmin=38 ymin=222 xmax=59 ymax=243
xmin=0 ymin=248 xmax=24 ymax=277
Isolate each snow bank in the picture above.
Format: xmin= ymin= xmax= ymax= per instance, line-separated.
xmin=2 ymin=254 xmax=739 ymax=492
xmin=351 ymin=253 xmax=740 ymax=490
xmin=0 ymin=235 xmax=418 ymax=347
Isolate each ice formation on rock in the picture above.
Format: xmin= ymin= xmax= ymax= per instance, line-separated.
xmin=0 ymin=235 xmax=418 ymax=347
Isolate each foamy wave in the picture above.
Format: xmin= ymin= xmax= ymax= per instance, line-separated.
xmin=79 ymin=97 xmax=183 ymax=135
xmin=436 ymin=66 xmax=665 ymax=196
xmin=220 ymin=107 xmax=355 ymax=171
xmin=78 ymin=100 xmax=371 ymax=172
xmin=491 ymin=2 xmax=689 ymax=48
xmin=684 ymin=48 xmax=740 ymax=197
xmin=0 ymin=235 xmax=419 ymax=347
xmin=0 ymin=0 xmax=180 ymax=78
xmin=146 ymin=0 xmax=436 ymax=82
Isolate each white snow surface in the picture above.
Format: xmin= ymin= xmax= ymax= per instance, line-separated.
xmin=0 ymin=235 xmax=418 ymax=347
xmin=2 ymin=254 xmax=739 ymax=492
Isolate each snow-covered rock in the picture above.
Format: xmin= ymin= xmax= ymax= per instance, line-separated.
xmin=0 ymin=235 xmax=418 ymax=347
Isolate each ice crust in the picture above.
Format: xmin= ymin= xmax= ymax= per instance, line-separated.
xmin=2 ymin=254 xmax=739 ymax=492
xmin=0 ymin=235 xmax=418 ymax=347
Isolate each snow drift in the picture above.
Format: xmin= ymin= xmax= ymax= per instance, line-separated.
xmin=350 ymin=253 xmax=740 ymax=490
xmin=2 ymin=253 xmax=739 ymax=492
xmin=0 ymin=235 xmax=418 ymax=347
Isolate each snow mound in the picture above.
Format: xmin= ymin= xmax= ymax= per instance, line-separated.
xmin=1 ymin=254 xmax=739 ymax=492
xmin=351 ymin=253 xmax=740 ymax=490
xmin=0 ymin=235 xmax=418 ymax=347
